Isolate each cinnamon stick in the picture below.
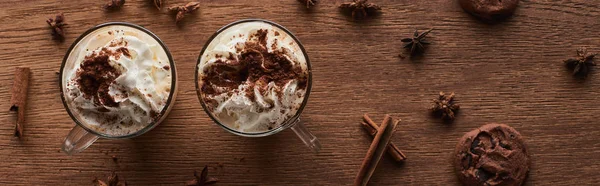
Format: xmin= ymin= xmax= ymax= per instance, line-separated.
xmin=9 ymin=67 xmax=30 ymax=137
xmin=362 ymin=114 xmax=407 ymax=162
xmin=354 ymin=115 xmax=399 ymax=186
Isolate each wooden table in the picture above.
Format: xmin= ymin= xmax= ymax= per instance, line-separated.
xmin=1 ymin=0 xmax=599 ymax=185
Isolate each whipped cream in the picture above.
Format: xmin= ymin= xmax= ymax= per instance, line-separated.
xmin=198 ymin=21 xmax=309 ymax=133
xmin=63 ymin=25 xmax=172 ymax=136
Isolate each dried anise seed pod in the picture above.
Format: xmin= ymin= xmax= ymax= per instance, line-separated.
xmin=104 ymin=0 xmax=125 ymax=10
xmin=46 ymin=13 xmax=66 ymax=41
xmin=168 ymin=2 xmax=200 ymax=24
xmin=94 ymin=172 xmax=127 ymax=186
xmin=564 ymin=47 xmax=597 ymax=77
xmin=431 ymin=92 xmax=460 ymax=121
xmin=186 ymin=165 xmax=219 ymax=186
xmin=339 ymin=0 xmax=381 ymax=19
xmin=298 ymin=0 xmax=317 ymax=8
xmin=401 ymin=29 xmax=432 ymax=56
xmin=152 ymin=0 xmax=162 ymax=10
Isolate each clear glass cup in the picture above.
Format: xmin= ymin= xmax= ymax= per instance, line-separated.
xmin=195 ymin=19 xmax=321 ymax=152
xmin=59 ymin=22 xmax=178 ymax=155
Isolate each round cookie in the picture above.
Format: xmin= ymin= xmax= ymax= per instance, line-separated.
xmin=459 ymin=0 xmax=520 ymax=21
xmin=454 ymin=124 xmax=530 ymax=186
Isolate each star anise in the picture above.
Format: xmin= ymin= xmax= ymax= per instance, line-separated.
xmin=298 ymin=0 xmax=317 ymax=8
xmin=168 ymin=2 xmax=200 ymax=24
xmin=94 ymin=172 xmax=127 ymax=186
xmin=152 ymin=0 xmax=162 ymax=10
xmin=401 ymin=29 xmax=432 ymax=56
xmin=431 ymin=92 xmax=460 ymax=121
xmin=104 ymin=0 xmax=125 ymax=10
xmin=339 ymin=0 xmax=381 ymax=19
xmin=186 ymin=166 xmax=219 ymax=186
xmin=46 ymin=13 xmax=66 ymax=41
xmin=564 ymin=47 xmax=597 ymax=77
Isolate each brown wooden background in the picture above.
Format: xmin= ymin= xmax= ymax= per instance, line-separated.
xmin=1 ymin=0 xmax=599 ymax=185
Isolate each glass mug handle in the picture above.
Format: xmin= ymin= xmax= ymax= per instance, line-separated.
xmin=61 ymin=125 xmax=99 ymax=155
xmin=289 ymin=118 xmax=321 ymax=152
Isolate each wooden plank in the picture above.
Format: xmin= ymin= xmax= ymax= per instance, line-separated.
xmin=0 ymin=0 xmax=599 ymax=185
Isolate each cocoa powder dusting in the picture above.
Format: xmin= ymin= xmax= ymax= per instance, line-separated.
xmin=227 ymin=52 xmax=235 ymax=60
xmin=108 ymin=37 xmax=127 ymax=47
xmin=149 ymin=110 xmax=159 ymax=120
xmin=116 ymin=47 xmax=131 ymax=58
xmin=75 ymin=48 xmax=124 ymax=107
xmin=201 ymin=29 xmax=308 ymax=107
xmin=201 ymin=60 xmax=249 ymax=96
xmin=255 ymin=29 xmax=268 ymax=48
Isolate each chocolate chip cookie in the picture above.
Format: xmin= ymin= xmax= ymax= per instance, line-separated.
xmin=454 ymin=124 xmax=530 ymax=186
xmin=459 ymin=0 xmax=520 ymax=21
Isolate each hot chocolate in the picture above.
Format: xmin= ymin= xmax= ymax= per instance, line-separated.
xmin=197 ymin=21 xmax=309 ymax=133
xmin=63 ymin=25 xmax=173 ymax=136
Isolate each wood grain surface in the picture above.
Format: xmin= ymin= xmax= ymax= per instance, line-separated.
xmin=1 ymin=0 xmax=600 ymax=185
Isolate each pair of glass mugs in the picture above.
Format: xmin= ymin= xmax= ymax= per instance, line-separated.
xmin=60 ymin=19 xmax=321 ymax=155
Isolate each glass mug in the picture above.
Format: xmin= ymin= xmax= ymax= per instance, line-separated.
xmin=59 ymin=22 xmax=178 ymax=155
xmin=195 ymin=19 xmax=321 ymax=152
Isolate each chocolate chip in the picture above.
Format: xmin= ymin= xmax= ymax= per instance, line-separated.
xmin=470 ymin=138 xmax=480 ymax=154
xmin=462 ymin=153 xmax=473 ymax=169
xmin=499 ymin=142 xmax=511 ymax=150
xmin=476 ymin=168 xmax=493 ymax=182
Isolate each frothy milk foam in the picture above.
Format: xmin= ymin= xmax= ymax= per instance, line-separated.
xmin=198 ymin=21 xmax=309 ymax=133
xmin=63 ymin=25 xmax=172 ymax=136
